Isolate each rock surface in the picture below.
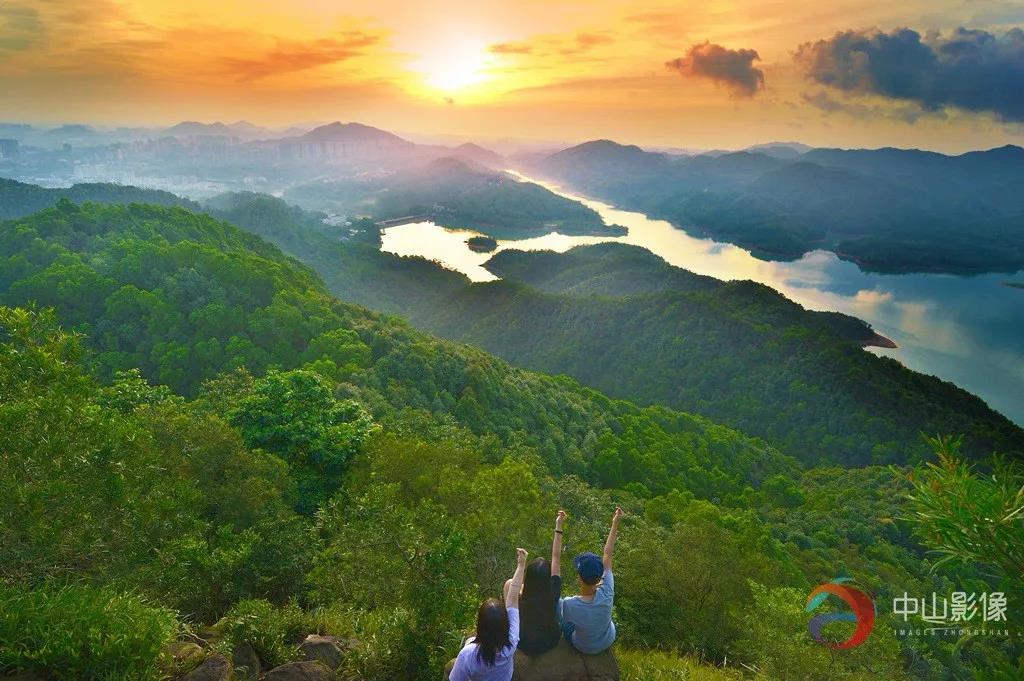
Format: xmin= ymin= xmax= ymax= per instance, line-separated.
xmin=180 ymin=653 xmax=233 ymax=681
xmin=513 ymin=641 xmax=618 ymax=681
xmin=298 ymin=634 xmax=350 ymax=670
xmin=231 ymin=642 xmax=261 ymax=680
xmin=165 ymin=641 xmax=206 ymax=676
xmin=263 ymin=660 xmax=334 ymax=681
xmin=443 ymin=641 xmax=618 ymax=680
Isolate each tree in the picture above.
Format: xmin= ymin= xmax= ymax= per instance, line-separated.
xmin=904 ymin=434 xmax=1024 ymax=588
xmin=229 ymin=369 xmax=377 ymax=513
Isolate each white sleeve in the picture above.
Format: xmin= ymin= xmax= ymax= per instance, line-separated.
xmin=507 ymin=607 xmax=521 ymax=648
xmin=448 ymin=649 xmax=471 ymax=681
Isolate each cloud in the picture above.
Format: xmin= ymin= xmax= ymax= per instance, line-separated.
xmin=0 ymin=3 xmax=42 ymax=52
xmin=489 ymin=42 xmax=532 ymax=55
xmin=575 ymin=33 xmax=612 ymax=48
xmin=666 ymin=42 xmax=765 ymax=96
xmin=795 ymin=27 xmax=1024 ymax=121
xmin=853 ymin=289 xmax=894 ymax=305
xmin=221 ymin=33 xmax=379 ymax=81
xmin=801 ymin=90 xmax=929 ymax=124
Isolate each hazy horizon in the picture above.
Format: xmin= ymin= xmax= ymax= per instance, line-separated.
xmin=5 ymin=116 xmax=1024 ymax=156
xmin=2 ymin=1 xmax=1024 ymax=153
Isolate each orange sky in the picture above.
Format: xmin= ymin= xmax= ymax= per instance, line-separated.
xmin=2 ymin=0 xmax=1023 ymax=151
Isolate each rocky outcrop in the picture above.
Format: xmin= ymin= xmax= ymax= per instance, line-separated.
xmin=180 ymin=653 xmax=233 ymax=681
xmin=165 ymin=641 xmax=206 ymax=676
xmin=443 ymin=641 xmax=618 ymax=681
xmin=263 ymin=660 xmax=334 ymax=681
xmin=512 ymin=641 xmax=618 ymax=681
xmin=298 ymin=634 xmax=351 ymax=670
xmin=231 ymin=643 xmax=261 ymax=680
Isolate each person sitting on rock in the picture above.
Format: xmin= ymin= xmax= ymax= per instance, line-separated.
xmin=559 ymin=506 xmax=623 ymax=655
xmin=507 ymin=510 xmax=567 ymax=656
xmin=449 ymin=547 xmax=528 ymax=681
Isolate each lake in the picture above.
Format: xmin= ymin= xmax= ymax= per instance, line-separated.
xmin=380 ymin=173 xmax=1024 ymax=426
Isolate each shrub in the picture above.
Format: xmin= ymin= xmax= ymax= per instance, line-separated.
xmin=217 ymin=599 xmax=308 ymax=668
xmin=618 ymin=648 xmax=742 ymax=681
xmin=330 ymin=607 xmax=417 ymax=681
xmin=0 ymin=582 xmax=178 ymax=680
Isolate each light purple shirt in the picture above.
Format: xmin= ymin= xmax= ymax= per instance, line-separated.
xmin=448 ymin=607 xmax=520 ymax=681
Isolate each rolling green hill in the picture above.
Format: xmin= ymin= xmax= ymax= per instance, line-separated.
xmin=5 ymin=182 xmax=1018 ymax=468
xmin=0 ymin=177 xmax=198 ymax=220
xmin=530 ymin=141 xmax=1024 ymax=274
xmin=1 ymin=198 xmax=1015 ymax=679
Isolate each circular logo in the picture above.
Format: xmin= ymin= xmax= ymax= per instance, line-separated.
xmin=805 ymin=578 xmax=876 ymax=649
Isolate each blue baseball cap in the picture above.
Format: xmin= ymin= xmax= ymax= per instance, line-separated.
xmin=573 ymin=552 xmax=604 ymax=584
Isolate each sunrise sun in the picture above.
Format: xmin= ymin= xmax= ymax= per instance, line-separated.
xmin=410 ymin=41 xmax=498 ymax=94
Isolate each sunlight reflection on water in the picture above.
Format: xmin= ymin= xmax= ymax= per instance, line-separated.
xmin=380 ymin=173 xmax=1024 ymax=425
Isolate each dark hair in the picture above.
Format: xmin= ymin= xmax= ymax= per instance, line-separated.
xmin=521 ymin=557 xmax=551 ymax=604
xmin=473 ymin=598 xmax=510 ymax=666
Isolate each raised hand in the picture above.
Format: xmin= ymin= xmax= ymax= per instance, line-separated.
xmin=613 ymin=506 xmax=624 ymax=522
xmin=555 ymin=509 xmax=568 ymax=530
xmin=517 ymin=547 xmax=529 ymax=566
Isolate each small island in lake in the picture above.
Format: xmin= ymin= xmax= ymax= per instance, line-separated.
xmin=1003 ymin=281 xmax=1024 ymax=290
xmin=467 ymin=235 xmax=498 ymax=252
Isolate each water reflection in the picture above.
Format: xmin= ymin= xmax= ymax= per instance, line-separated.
xmin=380 ymin=174 xmax=1024 ymax=425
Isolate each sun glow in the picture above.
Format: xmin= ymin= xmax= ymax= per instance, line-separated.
xmin=410 ymin=41 xmax=498 ymax=94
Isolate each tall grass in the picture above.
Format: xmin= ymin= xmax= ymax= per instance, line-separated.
xmin=0 ymin=582 xmax=178 ymax=680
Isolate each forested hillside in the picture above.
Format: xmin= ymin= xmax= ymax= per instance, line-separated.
xmin=181 ymin=191 xmax=1023 ymax=468
xmin=528 ymin=141 xmax=1024 ymax=274
xmin=283 ymin=157 xmax=626 ymax=238
xmin=3 ymin=198 xmax=1017 ymax=679
xmin=5 ymin=183 xmax=1019 ymax=469
xmin=0 ymin=177 xmax=198 ymax=219
xmin=415 ymin=246 xmax=1023 ymax=466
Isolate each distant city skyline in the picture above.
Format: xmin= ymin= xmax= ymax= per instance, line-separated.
xmin=2 ymin=0 xmax=1023 ymax=152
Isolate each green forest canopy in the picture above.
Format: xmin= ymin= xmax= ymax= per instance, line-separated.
xmin=1 ymin=193 xmax=1021 ymax=679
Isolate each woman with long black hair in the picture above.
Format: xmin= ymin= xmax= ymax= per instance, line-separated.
xmin=449 ymin=547 xmax=528 ymax=681
xmin=512 ymin=510 xmax=566 ymax=655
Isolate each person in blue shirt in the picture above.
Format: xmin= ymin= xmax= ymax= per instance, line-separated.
xmin=559 ymin=506 xmax=623 ymax=654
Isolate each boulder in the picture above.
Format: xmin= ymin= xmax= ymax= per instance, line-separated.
xmin=180 ymin=653 xmax=233 ymax=681
xmin=231 ymin=642 xmax=261 ymax=680
xmin=164 ymin=641 xmax=206 ymax=676
xmin=512 ymin=640 xmax=618 ymax=681
xmin=263 ymin=660 xmax=334 ymax=681
xmin=298 ymin=634 xmax=351 ymax=670
xmin=442 ymin=641 xmax=618 ymax=681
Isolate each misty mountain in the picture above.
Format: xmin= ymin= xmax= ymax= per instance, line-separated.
xmin=528 ymin=140 xmax=1024 ymax=273
xmin=165 ymin=121 xmax=235 ymax=136
xmin=0 ymin=123 xmax=32 ymax=138
xmin=0 ymin=177 xmax=198 ymax=220
xmin=451 ymin=142 xmax=506 ymax=168
xmin=744 ymin=141 xmax=811 ymax=159
xmin=45 ymin=124 xmax=96 ymax=137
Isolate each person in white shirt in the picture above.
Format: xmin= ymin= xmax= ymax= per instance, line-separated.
xmin=449 ymin=547 xmax=528 ymax=681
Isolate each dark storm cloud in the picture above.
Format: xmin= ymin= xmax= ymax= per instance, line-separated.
xmin=666 ymin=42 xmax=765 ymax=96
xmin=801 ymin=90 xmax=928 ymax=124
xmin=795 ymin=27 xmax=1024 ymax=121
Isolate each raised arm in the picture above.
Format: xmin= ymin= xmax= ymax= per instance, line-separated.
xmin=505 ymin=548 xmax=528 ymax=609
xmin=551 ymin=510 xmax=567 ymax=577
xmin=602 ymin=507 xmax=624 ymax=570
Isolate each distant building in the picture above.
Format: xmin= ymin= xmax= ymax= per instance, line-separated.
xmin=0 ymin=138 xmax=18 ymax=159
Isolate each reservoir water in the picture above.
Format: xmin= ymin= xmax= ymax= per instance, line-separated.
xmin=380 ymin=173 xmax=1024 ymax=426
